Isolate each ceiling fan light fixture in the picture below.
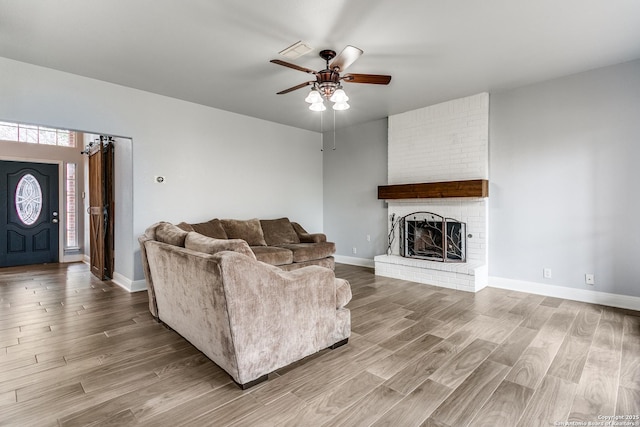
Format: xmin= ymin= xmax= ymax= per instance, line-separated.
xmin=332 ymin=101 xmax=350 ymax=111
xmin=309 ymin=101 xmax=326 ymax=112
xmin=329 ymin=88 xmax=349 ymax=103
xmin=304 ymin=89 xmax=323 ymax=104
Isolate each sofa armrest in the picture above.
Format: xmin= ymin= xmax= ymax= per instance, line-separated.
xmin=216 ymin=252 xmax=344 ymax=384
xmin=138 ymin=234 xmax=158 ymax=317
xmin=144 ymin=242 xmax=240 ymax=381
xmin=291 ymin=222 xmax=327 ymax=243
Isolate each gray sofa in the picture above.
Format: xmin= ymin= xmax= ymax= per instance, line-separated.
xmin=138 ymin=221 xmax=351 ymax=389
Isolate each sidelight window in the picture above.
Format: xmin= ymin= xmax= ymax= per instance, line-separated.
xmin=65 ymin=163 xmax=78 ymax=249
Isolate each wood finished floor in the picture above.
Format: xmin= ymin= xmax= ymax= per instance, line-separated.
xmin=1 ymin=263 xmax=639 ymax=426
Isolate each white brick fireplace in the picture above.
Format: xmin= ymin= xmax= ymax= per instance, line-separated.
xmin=375 ymin=93 xmax=489 ymax=292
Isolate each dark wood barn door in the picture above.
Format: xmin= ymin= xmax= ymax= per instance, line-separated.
xmin=87 ymin=140 xmax=114 ymax=280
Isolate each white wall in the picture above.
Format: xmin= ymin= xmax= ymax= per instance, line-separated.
xmin=323 ymin=118 xmax=388 ymax=264
xmin=113 ymin=137 xmax=134 ymax=283
xmin=489 ymin=59 xmax=640 ymax=298
xmin=0 ymin=57 xmax=322 ymax=285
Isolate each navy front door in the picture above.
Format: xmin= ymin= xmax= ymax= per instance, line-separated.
xmin=0 ymin=161 xmax=59 ymax=267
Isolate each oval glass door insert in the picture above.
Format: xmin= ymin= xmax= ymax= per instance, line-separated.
xmin=15 ymin=174 xmax=43 ymax=225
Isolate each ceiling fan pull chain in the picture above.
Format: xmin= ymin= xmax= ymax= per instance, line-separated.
xmin=320 ymin=110 xmax=324 ymax=152
xmin=333 ymin=109 xmax=337 ymax=151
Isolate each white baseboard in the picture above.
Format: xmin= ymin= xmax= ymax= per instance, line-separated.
xmin=62 ymin=254 xmax=85 ymax=263
xmin=111 ymin=272 xmax=147 ymax=293
xmin=82 ymin=255 xmax=90 ymax=264
xmin=335 ymin=255 xmax=374 ymax=268
xmin=489 ymin=276 xmax=640 ymax=312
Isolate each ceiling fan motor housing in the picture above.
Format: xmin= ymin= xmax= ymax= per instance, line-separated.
xmin=316 ymin=69 xmax=341 ymax=98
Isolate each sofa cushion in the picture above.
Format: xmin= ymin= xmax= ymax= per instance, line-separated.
xmin=155 ymin=222 xmax=189 ymax=247
xmin=190 ymin=219 xmax=228 ymax=239
xmin=176 ymin=221 xmax=193 ymax=233
xmin=185 ymin=232 xmax=255 ymax=260
xmin=175 ymin=222 xmax=194 ymax=232
xmin=260 ymin=218 xmax=300 ymax=246
xmin=277 ymin=242 xmax=336 ymax=263
xmin=250 ymin=246 xmax=293 ymax=266
xmin=221 ymin=219 xmax=267 ymax=246
xmin=278 ymin=256 xmax=335 ymax=271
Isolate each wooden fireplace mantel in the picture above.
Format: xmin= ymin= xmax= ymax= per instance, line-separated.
xmin=378 ymin=179 xmax=489 ymax=199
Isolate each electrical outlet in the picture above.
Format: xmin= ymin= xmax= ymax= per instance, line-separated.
xmin=543 ymin=268 xmax=552 ymax=279
xmin=585 ymin=274 xmax=595 ymax=285
xmin=352 ymin=247 xmax=357 ymax=255
xmin=366 ymin=234 xmax=371 ymax=242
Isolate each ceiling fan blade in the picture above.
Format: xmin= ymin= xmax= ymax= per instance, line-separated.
xmin=270 ymin=59 xmax=317 ymax=75
xmin=276 ymin=81 xmax=314 ymax=95
xmin=329 ymin=45 xmax=363 ymax=72
xmin=342 ymin=73 xmax=392 ymax=85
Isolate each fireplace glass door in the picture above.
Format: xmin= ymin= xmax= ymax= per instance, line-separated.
xmin=400 ymin=212 xmax=466 ymax=262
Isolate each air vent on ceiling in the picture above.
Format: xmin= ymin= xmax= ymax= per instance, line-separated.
xmin=278 ymin=41 xmax=313 ymax=59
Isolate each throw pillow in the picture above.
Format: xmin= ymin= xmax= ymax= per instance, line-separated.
xmin=220 ymin=218 xmax=267 ymax=246
xmin=191 ymin=219 xmax=228 ymax=239
xmin=260 ymin=217 xmax=300 ymax=245
xmin=155 ymin=222 xmax=189 ymax=247
xmin=144 ymin=222 xmax=163 ymax=240
xmin=185 ymin=232 xmax=256 ymax=260
xmin=176 ymin=222 xmax=194 ymax=232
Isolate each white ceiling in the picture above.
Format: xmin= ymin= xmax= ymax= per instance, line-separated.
xmin=1 ymin=0 xmax=640 ymax=132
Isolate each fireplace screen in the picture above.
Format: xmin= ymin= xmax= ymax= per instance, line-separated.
xmin=400 ymin=212 xmax=466 ymax=262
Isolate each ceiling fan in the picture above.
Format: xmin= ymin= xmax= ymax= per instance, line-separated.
xmin=270 ymin=45 xmax=391 ymax=109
